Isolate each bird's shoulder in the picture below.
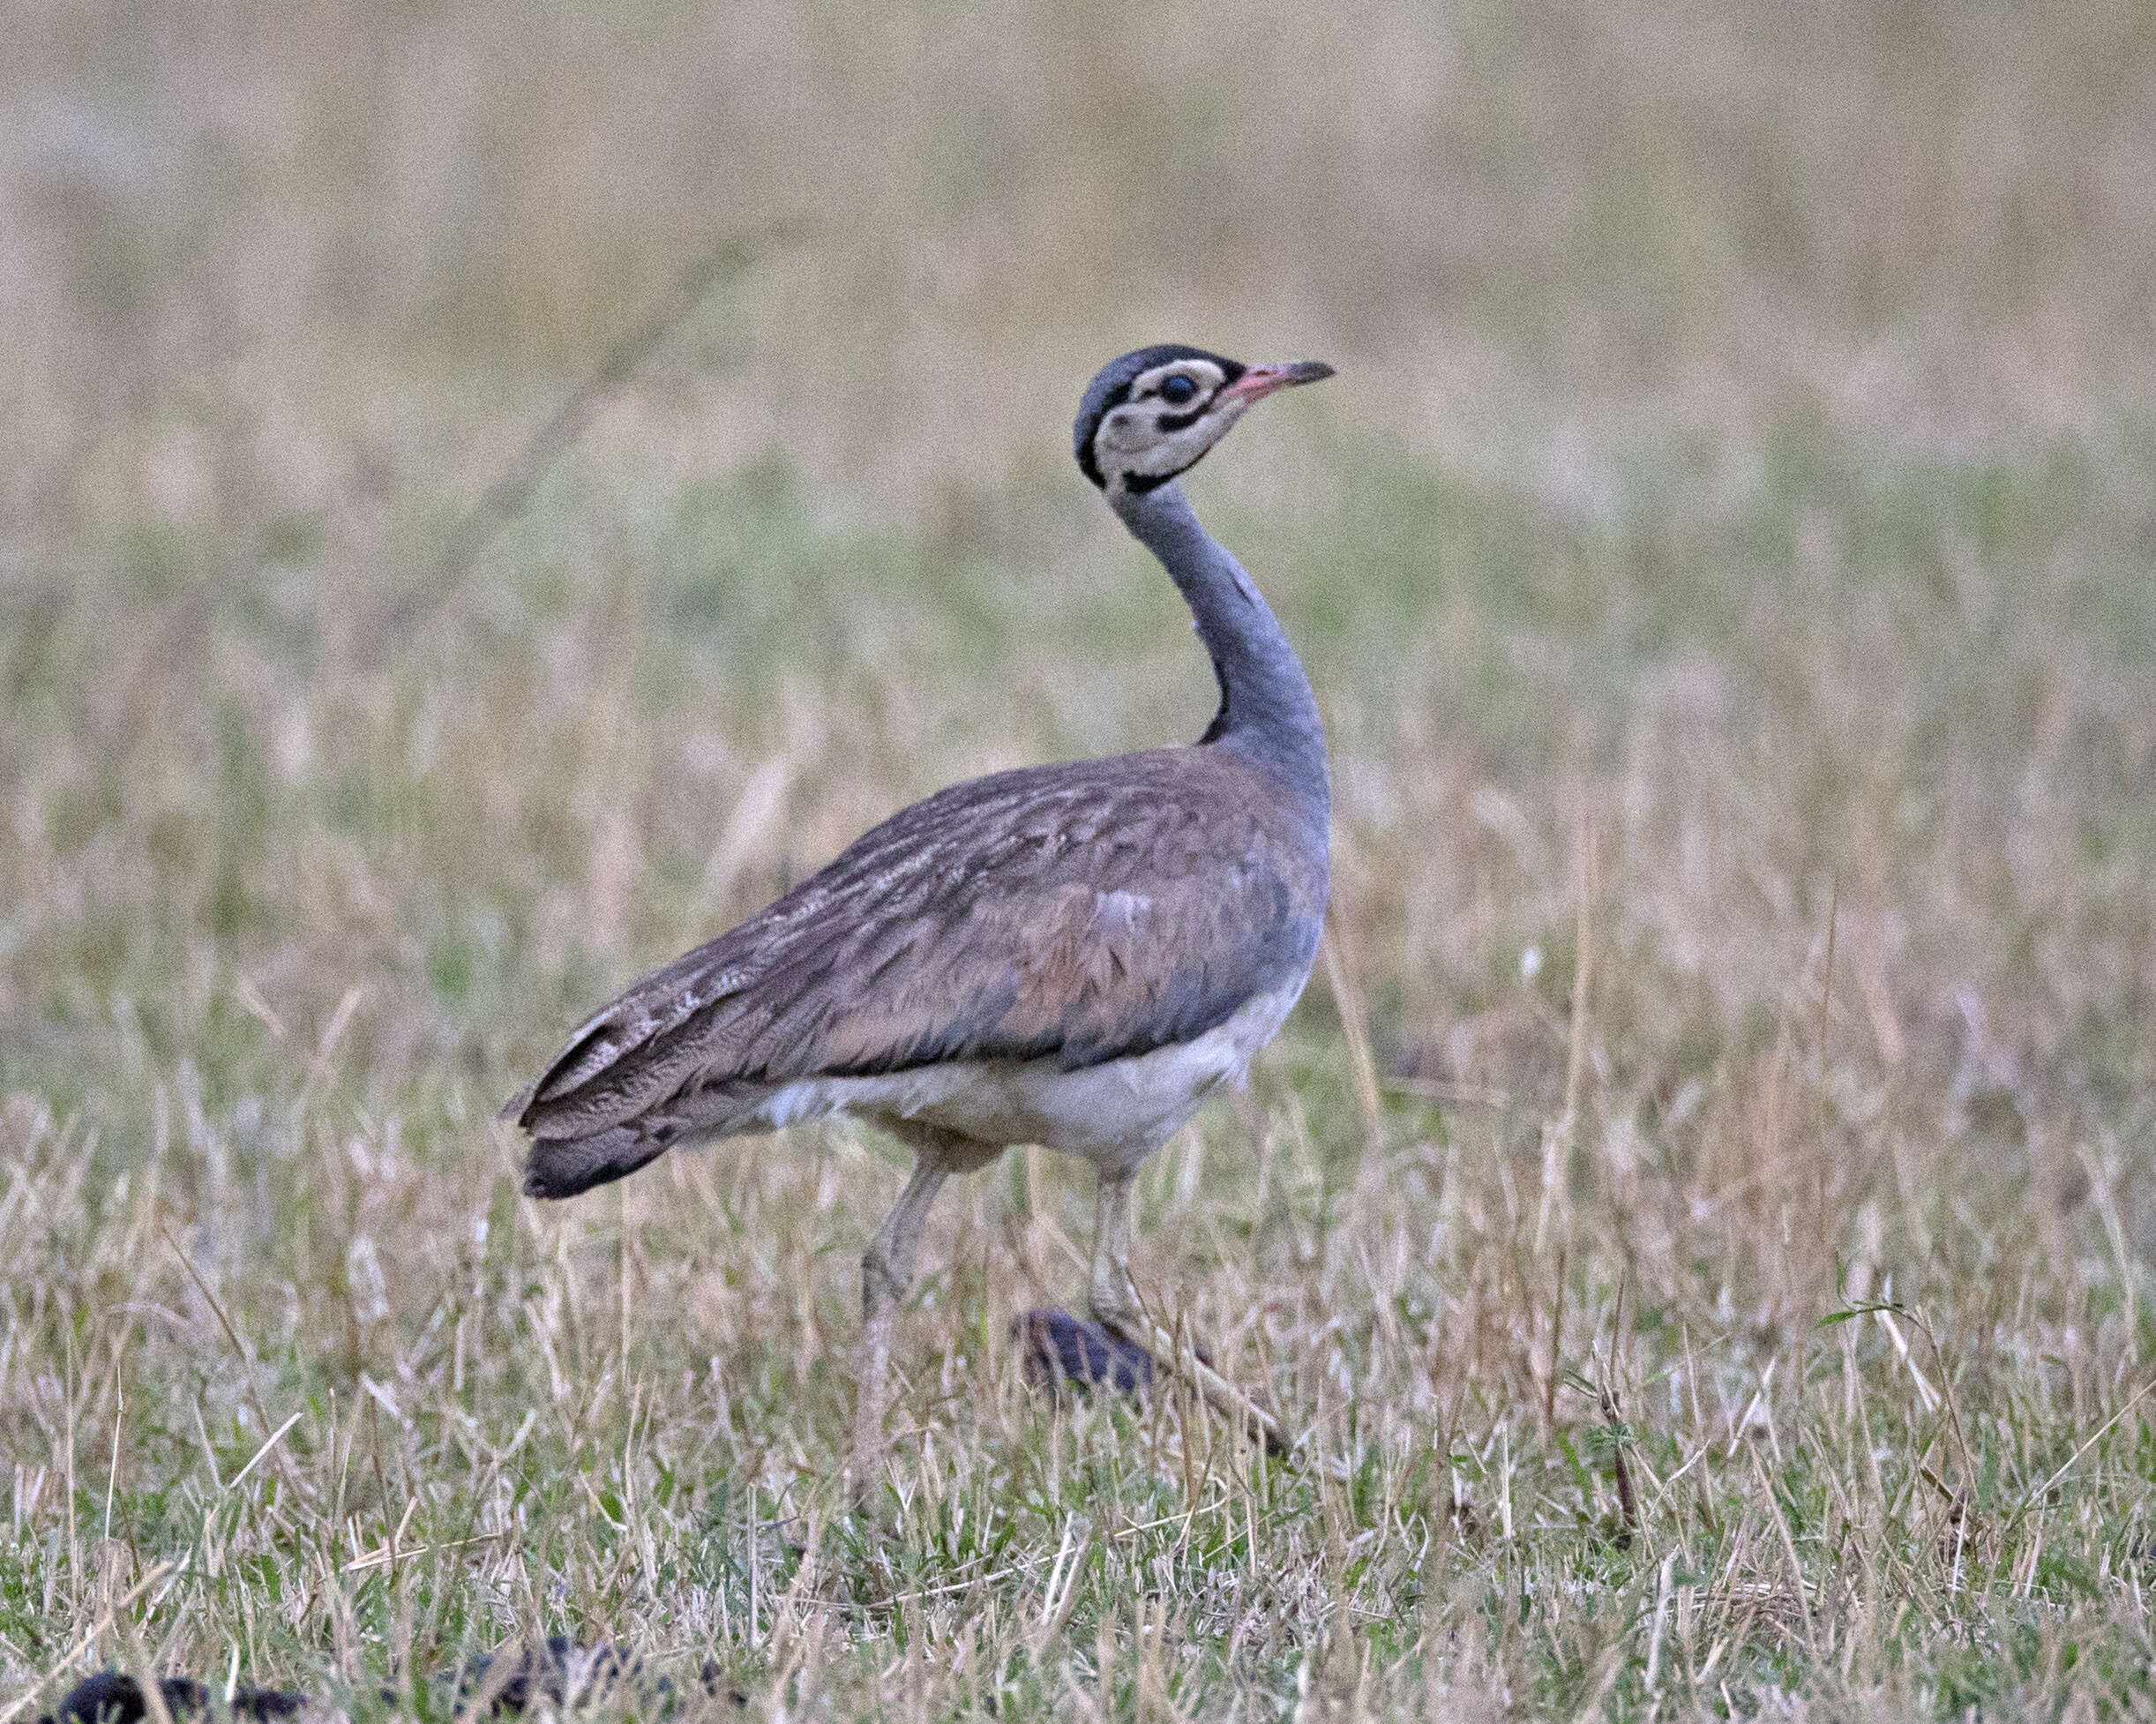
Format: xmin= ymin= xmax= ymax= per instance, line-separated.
xmin=812 ymin=744 xmax=1316 ymax=897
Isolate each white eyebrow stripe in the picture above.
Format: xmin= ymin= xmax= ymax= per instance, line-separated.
xmin=1130 ymin=360 xmax=1225 ymax=397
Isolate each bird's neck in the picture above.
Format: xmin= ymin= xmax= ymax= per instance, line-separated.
xmin=1112 ymin=481 xmax=1328 ymax=824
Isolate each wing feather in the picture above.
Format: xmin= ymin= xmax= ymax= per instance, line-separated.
xmin=509 ymin=746 xmax=1326 ymax=1193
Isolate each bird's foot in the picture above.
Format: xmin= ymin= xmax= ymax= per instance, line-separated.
xmin=1015 ymin=1308 xmax=1155 ymax=1396
xmin=1016 ymin=1308 xmax=1291 ymax=1458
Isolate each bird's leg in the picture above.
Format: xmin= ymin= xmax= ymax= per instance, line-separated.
xmin=1084 ymin=1166 xmax=1290 ymax=1455
xmin=849 ymin=1148 xmax=951 ymax=1508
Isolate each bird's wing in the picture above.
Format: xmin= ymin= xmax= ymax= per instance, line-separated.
xmin=508 ymin=746 xmax=1325 ymax=1179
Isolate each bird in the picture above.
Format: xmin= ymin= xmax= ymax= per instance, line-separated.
xmin=505 ymin=344 xmax=1335 ymax=1493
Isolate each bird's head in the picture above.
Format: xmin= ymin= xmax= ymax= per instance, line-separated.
xmin=1074 ymin=344 xmax=1333 ymax=500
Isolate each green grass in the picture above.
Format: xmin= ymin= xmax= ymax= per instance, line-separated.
xmin=6 ymin=421 xmax=2155 ymax=1717
xmin=7 ymin=2 xmax=2156 ymax=1717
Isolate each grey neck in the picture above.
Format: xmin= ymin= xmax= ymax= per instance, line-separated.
xmin=1112 ymin=480 xmax=1328 ymax=827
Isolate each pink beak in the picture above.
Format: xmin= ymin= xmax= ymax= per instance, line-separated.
xmin=1222 ymin=360 xmax=1336 ymax=404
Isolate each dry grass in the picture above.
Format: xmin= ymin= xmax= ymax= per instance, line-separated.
xmin=5 ymin=2 xmax=2156 ymax=1718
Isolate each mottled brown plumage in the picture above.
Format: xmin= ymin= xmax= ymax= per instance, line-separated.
xmin=513 ymin=745 xmax=1324 ymax=1198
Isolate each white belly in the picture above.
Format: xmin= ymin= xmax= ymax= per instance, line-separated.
xmin=749 ymin=979 xmax=1305 ymax=1168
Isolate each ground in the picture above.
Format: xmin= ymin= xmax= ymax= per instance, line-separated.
xmin=4 ymin=3 xmax=2156 ymax=1718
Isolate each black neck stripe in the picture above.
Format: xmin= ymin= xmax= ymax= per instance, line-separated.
xmin=1078 ymin=382 xmax=1133 ymax=490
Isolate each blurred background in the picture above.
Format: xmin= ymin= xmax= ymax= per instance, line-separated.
xmin=6 ymin=0 xmax=2156 ymax=1701
xmin=6 ymin=0 xmax=2152 ymax=1136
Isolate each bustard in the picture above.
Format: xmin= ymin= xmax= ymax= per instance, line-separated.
xmin=506 ymin=345 xmax=1334 ymax=1488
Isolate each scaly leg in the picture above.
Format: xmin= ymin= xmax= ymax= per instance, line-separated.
xmin=1084 ymin=1166 xmax=1289 ymax=1455
xmin=849 ymin=1147 xmax=952 ymax=1507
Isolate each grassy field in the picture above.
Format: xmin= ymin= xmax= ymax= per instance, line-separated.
xmin=6 ymin=2 xmax=2156 ymax=1717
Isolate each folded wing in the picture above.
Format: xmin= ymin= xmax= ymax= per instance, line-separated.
xmin=508 ymin=747 xmax=1325 ymax=1196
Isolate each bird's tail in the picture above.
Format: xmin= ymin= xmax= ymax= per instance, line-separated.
xmin=520 ymin=1123 xmax=672 ymax=1200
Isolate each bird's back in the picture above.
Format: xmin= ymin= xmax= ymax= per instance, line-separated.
xmin=513 ymin=740 xmax=1328 ymax=1196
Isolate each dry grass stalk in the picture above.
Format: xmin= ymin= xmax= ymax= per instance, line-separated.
xmin=5 ymin=3 xmax=2156 ymax=1717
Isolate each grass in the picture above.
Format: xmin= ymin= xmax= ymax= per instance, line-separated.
xmin=6 ymin=1 xmax=2156 ymax=1718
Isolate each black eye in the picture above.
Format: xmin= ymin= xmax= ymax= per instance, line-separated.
xmin=1158 ymin=375 xmax=1199 ymax=407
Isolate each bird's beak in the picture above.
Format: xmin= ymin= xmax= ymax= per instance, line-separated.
xmin=1223 ymin=360 xmax=1336 ymax=405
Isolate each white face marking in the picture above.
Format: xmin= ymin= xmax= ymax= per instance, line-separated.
xmin=1092 ymin=359 xmax=1251 ymax=495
